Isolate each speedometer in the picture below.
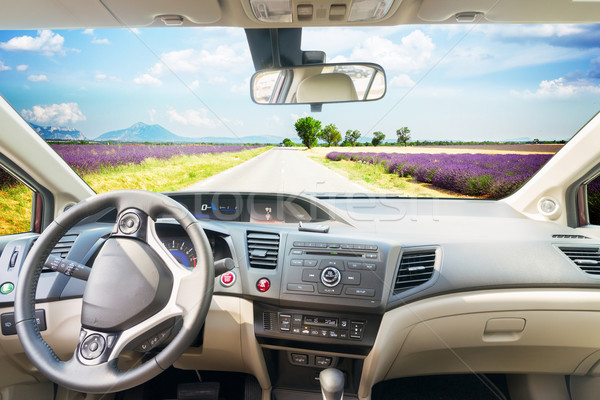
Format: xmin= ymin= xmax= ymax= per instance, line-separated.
xmin=163 ymin=239 xmax=197 ymax=270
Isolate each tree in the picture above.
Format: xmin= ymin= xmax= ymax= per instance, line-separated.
xmin=282 ymin=138 xmax=294 ymax=147
xmin=319 ymin=123 xmax=342 ymax=147
xmin=396 ymin=127 xmax=411 ymax=146
xmin=294 ymin=117 xmax=322 ymax=149
xmin=372 ymin=131 xmax=385 ymax=146
xmin=345 ymin=129 xmax=361 ymax=147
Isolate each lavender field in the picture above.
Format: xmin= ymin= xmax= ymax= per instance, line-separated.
xmin=0 ymin=144 xmax=262 ymax=188
xmin=327 ymin=151 xmax=553 ymax=198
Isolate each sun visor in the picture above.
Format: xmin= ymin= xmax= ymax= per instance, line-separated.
xmin=102 ymin=0 xmax=222 ymax=26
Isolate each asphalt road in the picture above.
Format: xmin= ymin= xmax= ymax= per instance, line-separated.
xmin=185 ymin=147 xmax=370 ymax=194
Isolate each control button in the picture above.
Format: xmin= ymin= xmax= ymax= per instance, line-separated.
xmin=0 ymin=282 xmax=14 ymax=295
xmin=316 ymin=243 xmax=328 ymax=248
xmin=106 ymin=334 xmax=117 ymax=348
xmin=365 ymin=253 xmax=378 ymax=259
xmin=292 ymin=353 xmax=308 ymax=365
xmin=292 ymin=327 xmax=301 ymax=334
xmin=320 ymin=329 xmax=329 ymax=337
xmin=340 ymin=319 xmax=348 ymax=329
xmin=301 ymin=327 xmax=310 ymax=335
xmin=321 ymin=267 xmax=341 ymax=287
xmin=287 ymin=283 xmax=314 ymax=292
xmin=329 ymin=330 xmax=339 ymax=339
xmin=290 ymin=259 xmax=304 ymax=266
xmin=310 ymin=329 xmax=320 ymax=336
xmin=339 ymin=331 xmax=348 ymax=340
xmin=220 ymin=271 xmax=236 ymax=287
xmin=81 ymin=334 xmax=106 ymax=360
xmin=256 ymin=278 xmax=270 ymax=293
xmin=291 ymin=250 xmax=303 ymax=255
xmin=350 ymin=321 xmax=365 ymax=339
xmin=354 ymin=244 xmax=365 ymax=250
xmin=293 ymin=242 xmax=305 ymax=247
xmin=1 ymin=313 xmax=16 ymax=336
xmin=279 ymin=314 xmax=291 ymax=332
xmin=315 ymin=356 xmax=332 ymax=367
xmin=292 ymin=314 xmax=303 ymax=325
xmin=362 ymin=263 xmax=377 ymax=271
xmin=136 ymin=341 xmax=151 ymax=352
xmin=348 ymin=262 xmax=362 ymax=270
xmin=341 ymin=244 xmax=353 ymax=249
xmin=342 ymin=272 xmax=361 ymax=285
xmin=317 ymin=285 xmax=343 ymax=295
xmin=346 ymin=288 xmax=375 ymax=297
xmin=302 ymin=269 xmax=320 ymax=282
xmin=320 ymin=260 xmax=344 ymax=268
xmin=303 ymin=260 xmax=318 ymax=267
xmin=366 ymin=245 xmax=378 ymax=251
xmin=34 ymin=309 xmax=47 ymax=331
xmin=328 ymin=244 xmax=340 ymax=249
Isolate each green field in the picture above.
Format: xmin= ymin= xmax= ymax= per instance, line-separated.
xmin=0 ymin=147 xmax=270 ymax=235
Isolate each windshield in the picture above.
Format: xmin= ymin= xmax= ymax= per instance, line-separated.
xmin=0 ymin=25 xmax=598 ymax=201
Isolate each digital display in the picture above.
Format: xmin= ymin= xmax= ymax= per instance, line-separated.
xmin=303 ymin=316 xmax=338 ymax=327
xmin=250 ymin=201 xmax=284 ymax=223
xmin=194 ymin=199 xmax=239 ymax=220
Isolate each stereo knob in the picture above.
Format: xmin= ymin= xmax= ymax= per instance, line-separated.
xmin=321 ymin=267 xmax=341 ymax=287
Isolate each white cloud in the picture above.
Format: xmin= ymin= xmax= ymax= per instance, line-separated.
xmin=209 ymin=76 xmax=227 ymax=84
xmin=349 ymin=30 xmax=435 ymax=72
xmin=133 ymin=73 xmax=163 ymax=86
xmin=21 ymin=103 xmax=86 ymax=125
xmin=0 ymin=30 xmax=66 ymax=56
xmin=16 ymin=64 xmax=28 ymax=71
xmin=230 ymin=77 xmax=250 ymax=93
xmin=166 ymin=108 xmax=219 ymax=128
xmin=27 ymin=74 xmax=48 ymax=82
xmin=95 ymin=73 xmax=107 ymax=80
xmin=291 ymin=112 xmax=309 ymax=121
xmin=130 ymin=28 xmax=141 ymax=35
xmin=390 ymin=74 xmax=415 ymax=88
xmin=189 ymin=80 xmax=200 ymax=90
xmin=82 ymin=29 xmax=94 ymax=35
xmin=91 ymin=38 xmax=110 ymax=45
xmin=95 ymin=73 xmax=121 ymax=82
xmin=150 ymin=45 xmax=250 ymax=75
xmin=0 ymin=61 xmax=10 ymax=71
xmin=511 ymin=77 xmax=600 ymax=99
xmin=148 ymin=109 xmax=156 ymax=122
xmin=481 ymin=24 xmax=585 ymax=40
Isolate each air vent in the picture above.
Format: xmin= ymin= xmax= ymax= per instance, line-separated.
xmin=50 ymin=234 xmax=79 ymax=259
xmin=394 ymin=250 xmax=436 ymax=294
xmin=553 ymin=234 xmax=590 ymax=239
xmin=559 ymin=247 xmax=600 ymax=275
xmin=263 ymin=311 xmax=275 ymax=331
xmin=247 ymin=231 xmax=280 ymax=269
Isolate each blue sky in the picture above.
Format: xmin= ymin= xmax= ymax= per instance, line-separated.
xmin=0 ymin=24 xmax=599 ymax=141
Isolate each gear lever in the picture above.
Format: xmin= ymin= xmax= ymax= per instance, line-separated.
xmin=319 ymin=368 xmax=344 ymax=400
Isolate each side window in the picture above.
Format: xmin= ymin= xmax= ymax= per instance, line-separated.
xmin=589 ymin=175 xmax=600 ymax=225
xmin=0 ymin=166 xmax=33 ymax=235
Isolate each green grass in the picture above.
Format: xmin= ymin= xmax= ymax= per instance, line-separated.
xmin=312 ymin=155 xmax=474 ymax=198
xmin=0 ymin=147 xmax=271 ymax=235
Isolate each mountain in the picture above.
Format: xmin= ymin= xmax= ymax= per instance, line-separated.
xmin=506 ymin=137 xmax=533 ymax=142
xmin=95 ymin=122 xmax=187 ymax=142
xmin=195 ymin=135 xmax=286 ymax=144
xmin=30 ymin=123 xmax=86 ymax=141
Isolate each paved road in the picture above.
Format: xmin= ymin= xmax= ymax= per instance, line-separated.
xmin=185 ymin=148 xmax=370 ymax=194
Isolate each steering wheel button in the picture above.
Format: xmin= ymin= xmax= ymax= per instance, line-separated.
xmin=80 ymin=334 xmax=106 ymax=360
xmin=256 ymin=278 xmax=270 ymax=292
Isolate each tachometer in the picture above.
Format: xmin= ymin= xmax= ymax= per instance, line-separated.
xmin=163 ymin=239 xmax=197 ymax=270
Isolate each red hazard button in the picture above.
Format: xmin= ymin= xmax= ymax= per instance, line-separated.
xmin=256 ymin=278 xmax=270 ymax=292
xmin=220 ymin=271 xmax=236 ymax=287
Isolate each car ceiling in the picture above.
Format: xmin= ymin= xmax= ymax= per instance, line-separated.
xmin=3 ymin=0 xmax=600 ymax=30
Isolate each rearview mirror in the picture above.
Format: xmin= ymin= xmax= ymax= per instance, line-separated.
xmin=251 ymin=63 xmax=386 ymax=107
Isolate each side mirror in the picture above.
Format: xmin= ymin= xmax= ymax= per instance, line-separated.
xmin=251 ymin=63 xmax=386 ymax=109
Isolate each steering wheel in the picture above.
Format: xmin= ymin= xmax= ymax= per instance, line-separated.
xmin=15 ymin=190 xmax=214 ymax=394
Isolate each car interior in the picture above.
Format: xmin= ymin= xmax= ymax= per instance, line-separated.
xmin=2 ymin=0 xmax=600 ymax=400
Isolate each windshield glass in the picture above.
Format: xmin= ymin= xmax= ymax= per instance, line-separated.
xmin=0 ymin=25 xmax=598 ymax=201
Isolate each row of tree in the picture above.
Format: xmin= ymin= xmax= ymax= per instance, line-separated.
xmin=292 ymin=117 xmax=412 ymax=149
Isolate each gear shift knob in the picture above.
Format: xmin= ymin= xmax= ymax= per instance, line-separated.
xmin=319 ymin=368 xmax=344 ymax=400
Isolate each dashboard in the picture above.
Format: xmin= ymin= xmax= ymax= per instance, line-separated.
xmin=2 ymin=191 xmax=600 ymax=398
